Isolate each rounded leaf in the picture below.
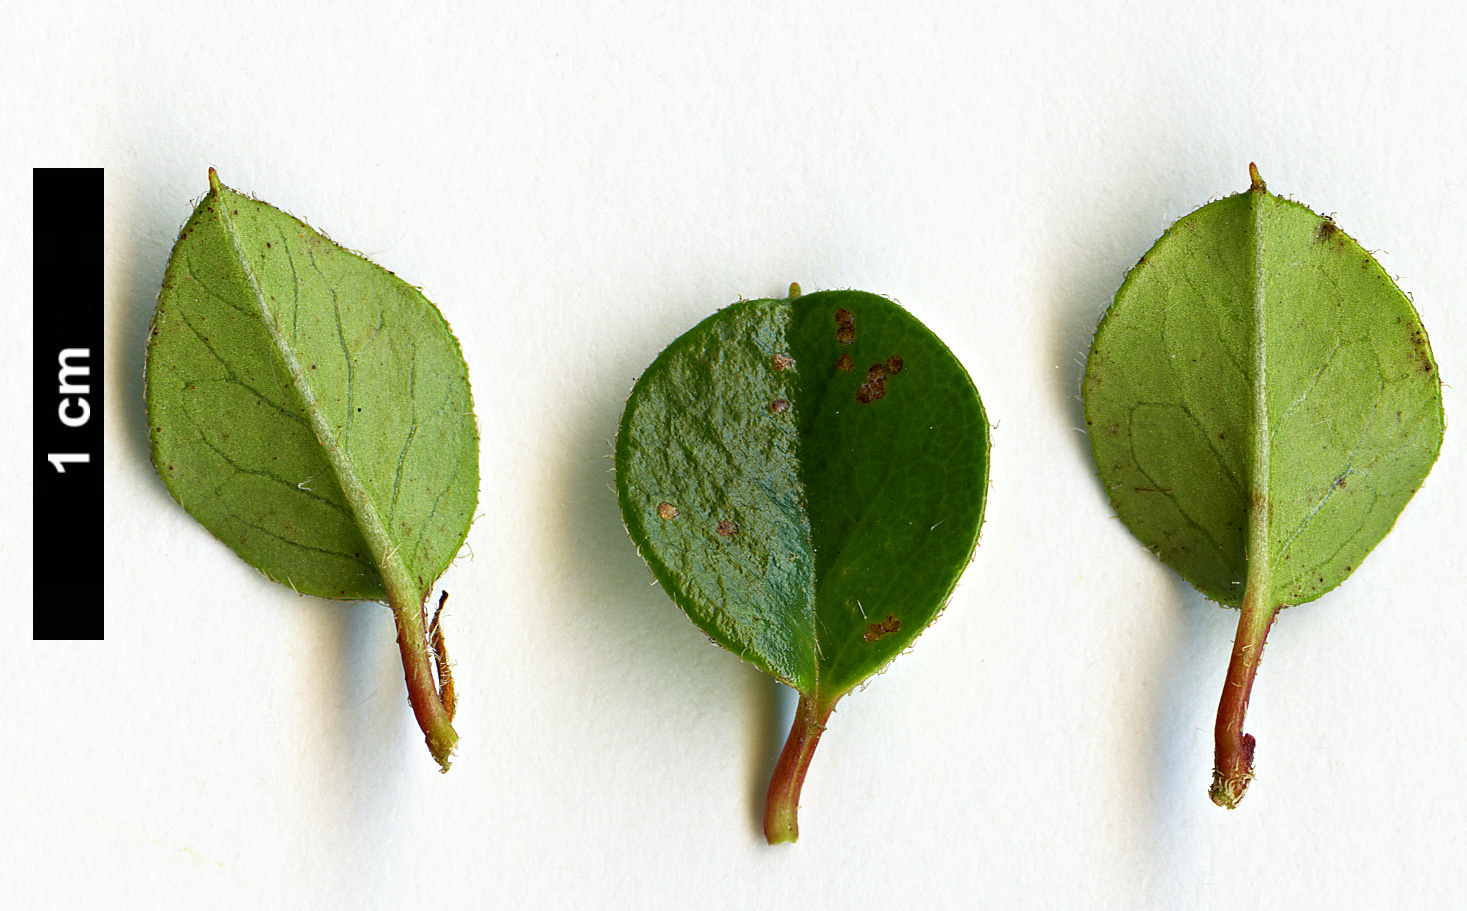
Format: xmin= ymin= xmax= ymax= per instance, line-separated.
xmin=1084 ymin=172 xmax=1443 ymax=607
xmin=616 ymin=289 xmax=989 ymax=700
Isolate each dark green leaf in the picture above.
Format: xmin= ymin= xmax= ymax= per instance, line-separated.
xmin=617 ymin=285 xmax=989 ymax=841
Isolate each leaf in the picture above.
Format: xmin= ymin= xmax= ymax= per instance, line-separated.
xmin=146 ymin=170 xmax=477 ymax=771
xmin=616 ymin=284 xmax=989 ymax=842
xmin=1083 ymin=166 xmax=1443 ymax=807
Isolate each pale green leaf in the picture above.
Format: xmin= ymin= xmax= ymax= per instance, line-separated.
xmin=1083 ymin=166 xmax=1443 ymax=806
xmin=146 ymin=170 xmax=476 ymax=769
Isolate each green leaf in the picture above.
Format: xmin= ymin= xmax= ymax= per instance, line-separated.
xmin=146 ymin=170 xmax=478 ymax=771
xmin=1083 ymin=166 xmax=1443 ymax=807
xmin=616 ymin=284 xmax=990 ymax=842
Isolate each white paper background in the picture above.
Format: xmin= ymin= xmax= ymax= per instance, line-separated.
xmin=4 ymin=2 xmax=1465 ymax=908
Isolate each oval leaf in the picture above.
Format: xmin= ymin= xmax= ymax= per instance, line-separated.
xmin=1083 ymin=166 xmax=1443 ymax=806
xmin=616 ymin=286 xmax=989 ymax=841
xmin=146 ymin=170 xmax=478 ymax=769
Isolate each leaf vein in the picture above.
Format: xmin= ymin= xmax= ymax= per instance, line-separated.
xmin=190 ymin=422 xmax=352 ymax=515
xmin=174 ymin=310 xmax=309 ymax=428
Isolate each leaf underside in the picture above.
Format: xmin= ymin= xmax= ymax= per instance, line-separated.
xmin=617 ymin=290 xmax=989 ymax=701
xmin=1084 ymin=179 xmax=1443 ymax=607
xmin=146 ymin=173 xmax=478 ymax=605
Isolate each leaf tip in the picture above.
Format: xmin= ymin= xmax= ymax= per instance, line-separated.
xmin=788 ymin=282 xmax=802 ymax=300
xmin=208 ymin=167 xmax=222 ymax=193
xmin=1247 ymin=162 xmax=1266 ymax=194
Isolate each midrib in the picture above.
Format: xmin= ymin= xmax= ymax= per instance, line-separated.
xmin=1246 ymin=188 xmax=1274 ymax=605
xmin=215 ymin=190 xmax=414 ymax=602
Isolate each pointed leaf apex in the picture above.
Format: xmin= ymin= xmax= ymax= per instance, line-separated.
xmin=788 ymin=282 xmax=802 ymax=299
xmin=207 ymin=167 xmax=222 ymax=193
xmin=1248 ymin=163 xmax=1266 ymax=193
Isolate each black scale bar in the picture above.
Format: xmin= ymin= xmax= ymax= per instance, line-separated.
xmin=34 ymin=168 xmax=105 ymax=639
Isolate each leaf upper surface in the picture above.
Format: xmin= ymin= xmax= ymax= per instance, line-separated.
xmin=617 ymin=290 xmax=989 ymax=699
xmin=1084 ymin=179 xmax=1443 ymax=606
xmin=146 ymin=173 xmax=478 ymax=603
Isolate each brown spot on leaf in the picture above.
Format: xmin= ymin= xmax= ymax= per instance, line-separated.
xmin=856 ymin=363 xmax=889 ymax=404
xmin=770 ymin=399 xmax=790 ymax=414
xmin=863 ymin=614 xmax=901 ymax=642
xmin=1316 ymin=219 xmax=1338 ymax=241
xmin=716 ymin=520 xmax=738 ymax=537
xmin=836 ymin=353 xmax=854 ymax=372
xmin=1407 ymin=328 xmax=1435 ymax=374
xmin=835 ymin=308 xmax=856 ymax=346
xmin=657 ymin=502 xmax=678 ymax=520
xmin=773 ymin=353 xmax=794 ymax=371
xmin=886 ymin=356 xmax=903 ymax=374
